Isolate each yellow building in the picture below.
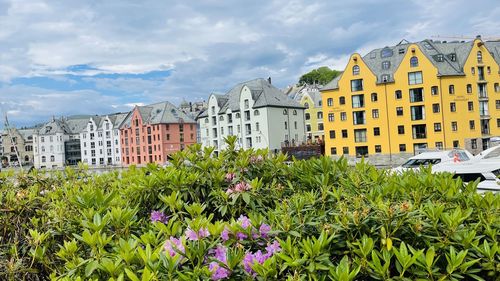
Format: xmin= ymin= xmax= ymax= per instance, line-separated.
xmin=321 ymin=36 xmax=500 ymax=164
xmin=288 ymin=84 xmax=324 ymax=142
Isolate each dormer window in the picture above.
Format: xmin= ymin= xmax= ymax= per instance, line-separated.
xmin=435 ymin=54 xmax=444 ymax=62
xmin=382 ymin=61 xmax=390 ymax=70
xmin=381 ymin=47 xmax=393 ymax=58
xmin=449 ymin=53 xmax=456 ymax=62
xmin=352 ymin=65 xmax=360 ymax=75
xmin=381 ymin=75 xmax=390 ymax=83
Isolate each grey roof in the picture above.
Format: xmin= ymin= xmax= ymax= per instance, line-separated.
xmin=321 ymin=72 xmax=343 ymax=91
xmin=121 ymin=101 xmax=196 ymax=127
xmin=208 ymin=78 xmax=304 ymax=117
xmin=321 ymin=38 xmax=500 ymax=90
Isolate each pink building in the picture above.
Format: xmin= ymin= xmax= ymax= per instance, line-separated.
xmin=120 ymin=102 xmax=197 ymax=165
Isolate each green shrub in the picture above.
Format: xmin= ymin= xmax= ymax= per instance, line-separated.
xmin=0 ymin=136 xmax=499 ymax=280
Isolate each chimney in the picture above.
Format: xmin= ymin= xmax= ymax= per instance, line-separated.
xmin=267 ymin=77 xmax=272 ymax=84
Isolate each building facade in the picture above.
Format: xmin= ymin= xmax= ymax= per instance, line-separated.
xmin=80 ymin=113 xmax=127 ymax=166
xmin=198 ymin=78 xmax=306 ymax=153
xmin=289 ymin=84 xmax=324 ymax=142
xmin=120 ymin=101 xmax=197 ymax=166
xmin=1 ymin=128 xmax=35 ymax=167
xmin=321 ymin=36 xmax=500 ymax=164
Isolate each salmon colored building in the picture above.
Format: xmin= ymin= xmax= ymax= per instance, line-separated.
xmin=120 ymin=101 xmax=197 ymax=165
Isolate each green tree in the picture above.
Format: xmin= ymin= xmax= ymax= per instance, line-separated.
xmin=298 ymin=66 xmax=341 ymax=85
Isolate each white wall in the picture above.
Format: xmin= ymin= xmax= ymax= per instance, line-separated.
xmin=33 ymin=133 xmax=67 ymax=169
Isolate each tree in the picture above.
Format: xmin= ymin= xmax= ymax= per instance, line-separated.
xmin=298 ymin=66 xmax=341 ymax=85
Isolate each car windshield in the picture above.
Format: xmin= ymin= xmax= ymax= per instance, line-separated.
xmin=402 ymin=158 xmax=441 ymax=168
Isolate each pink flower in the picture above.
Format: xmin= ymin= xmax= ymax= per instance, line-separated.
xmin=225 ymin=173 xmax=236 ymax=182
xmin=185 ymin=227 xmax=210 ymax=241
xmin=163 ymin=237 xmax=185 ymax=257
xmin=221 ymin=228 xmax=230 ymax=241
xmin=209 ymin=262 xmax=230 ymax=280
xmin=238 ymin=215 xmax=252 ymax=229
xmin=259 ymin=223 xmax=271 ymax=238
xmin=234 ymin=182 xmax=251 ymax=192
xmin=225 ymin=188 xmax=234 ymax=195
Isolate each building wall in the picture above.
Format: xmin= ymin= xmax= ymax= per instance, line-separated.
xmin=2 ymin=129 xmax=34 ymax=166
xmin=300 ymin=93 xmax=323 ymax=142
xmin=80 ymin=117 xmax=122 ymax=166
xmin=33 ymin=133 xmax=67 ymax=169
xmin=322 ymin=40 xmax=500 ymax=159
xmin=266 ymin=107 xmax=306 ymax=152
xmin=120 ymin=108 xmax=197 ymax=165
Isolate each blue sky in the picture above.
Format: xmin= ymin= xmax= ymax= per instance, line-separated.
xmin=0 ymin=0 xmax=499 ymax=128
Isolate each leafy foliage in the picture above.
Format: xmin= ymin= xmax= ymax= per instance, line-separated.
xmin=298 ymin=66 xmax=341 ymax=85
xmin=0 ymin=136 xmax=499 ymax=280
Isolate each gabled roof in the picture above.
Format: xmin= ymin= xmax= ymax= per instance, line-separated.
xmin=321 ymin=38 xmax=500 ymax=90
xmin=210 ymin=78 xmax=304 ymax=116
xmin=121 ymin=101 xmax=196 ymax=127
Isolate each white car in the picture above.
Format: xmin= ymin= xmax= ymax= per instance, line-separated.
xmin=432 ymin=159 xmax=500 ymax=193
xmin=392 ymin=149 xmax=473 ymax=173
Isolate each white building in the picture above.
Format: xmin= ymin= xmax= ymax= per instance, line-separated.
xmin=33 ymin=117 xmax=90 ymax=169
xmin=80 ymin=113 xmax=127 ymax=166
xmin=198 ymin=78 xmax=306 ymax=153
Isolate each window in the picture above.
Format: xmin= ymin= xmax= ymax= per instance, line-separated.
xmin=318 ymin=123 xmax=324 ymax=131
xmin=471 ymin=139 xmax=477 ymax=149
xmin=395 ymin=90 xmax=402 ymax=99
xmin=352 ymin=65 xmax=360 ymax=75
xmin=470 ymin=120 xmax=475 ymax=130
xmin=408 ymin=71 xmax=423 ymax=85
xmin=487 ymin=66 xmax=491 ymax=74
xmin=496 ymin=100 xmax=500 ymax=109
xmin=453 ymin=140 xmax=459 ymax=148
xmin=450 ymin=102 xmax=456 ymax=112
xmin=306 ymin=124 xmax=311 ymax=132
xmin=254 ymin=110 xmax=260 ymax=116
xmin=449 ymin=85 xmax=455 ymax=94
xmin=371 ymin=93 xmax=378 ymax=102
xmin=354 ymin=129 xmax=367 ymax=142
xmin=284 ymin=122 xmax=287 ymax=130
xmin=434 ymin=123 xmax=442 ymax=132
xmin=317 ymin=112 xmax=323 ymax=119
xmin=304 ymin=103 xmax=309 ymax=109
xmin=436 ymin=54 xmax=444 ymax=62
xmin=340 ymin=112 xmax=347 ymax=121
xmin=497 ymin=118 xmax=500 ymax=128
xmin=373 ymin=127 xmax=380 ymax=136
xmin=477 ymin=51 xmax=483 ymax=63
xmin=478 ymin=83 xmax=487 ymax=98
xmin=495 ymin=83 xmax=500 ymax=93
xmin=382 ymin=61 xmax=390 ymax=69
xmin=399 ymin=144 xmax=406 ymax=152
xmin=381 ymin=47 xmax=393 ymax=58
xmin=431 ymin=86 xmax=438 ymax=95
xmin=375 ymin=145 xmax=382 ymax=153
xmin=331 ymin=147 xmax=337 ymax=155
xmin=329 ymin=130 xmax=336 ymax=139
xmin=410 ymin=56 xmax=418 ymax=67
xmin=352 ymin=95 xmax=365 ymax=108
xmin=256 ymin=122 xmax=260 ymax=132
xmin=328 ymin=113 xmax=334 ymax=122
xmin=468 ymin=102 xmax=474 ymax=111
xmin=478 ymin=67 xmax=485 ymax=80
xmin=293 ymin=110 xmax=297 ymax=115
xmin=353 ymin=111 xmax=366 ymax=125
xmin=409 ymin=88 xmax=424 ymax=102
xmin=244 ymin=99 xmax=249 ymax=109
xmin=351 ymin=79 xmax=363 ymax=92
xmin=244 ymin=111 xmax=250 ymax=121
xmin=327 ymin=98 xmax=333 ymax=106
xmin=50 ymin=155 xmax=55 ymax=162
xmin=436 ymin=142 xmax=443 ymax=150
xmin=305 ymin=113 xmax=310 ymax=120
xmin=343 ymin=147 xmax=349 ymax=154
xmin=451 ymin=121 xmax=458 ymax=131
xmin=412 ymin=125 xmax=427 ymax=139
xmin=294 ymin=121 xmax=297 ymax=129
xmin=411 ymin=106 xmax=425 ymax=120
xmin=372 ymin=109 xmax=379 ymax=119
xmin=381 ymin=75 xmax=390 ymax=82
xmin=236 ymin=113 xmax=240 ymax=119
xmin=219 ymin=115 xmax=224 ymax=121
xmin=355 ymin=146 xmax=369 ymax=158
xmin=398 ymin=125 xmax=405 ymax=134
xmin=342 ymin=130 xmax=348 ymax=138
xmin=466 ymin=84 xmax=472 ymax=94
xmin=41 ymin=156 xmax=46 ymax=163
xmin=449 ymin=53 xmax=456 ymax=62
xmin=339 ymin=97 xmax=345 ymax=105
xmin=396 ymin=107 xmax=403 ymax=116
xmin=432 ymin=103 xmax=440 ymax=113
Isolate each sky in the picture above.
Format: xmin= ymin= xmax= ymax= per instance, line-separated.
xmin=0 ymin=0 xmax=499 ymax=128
